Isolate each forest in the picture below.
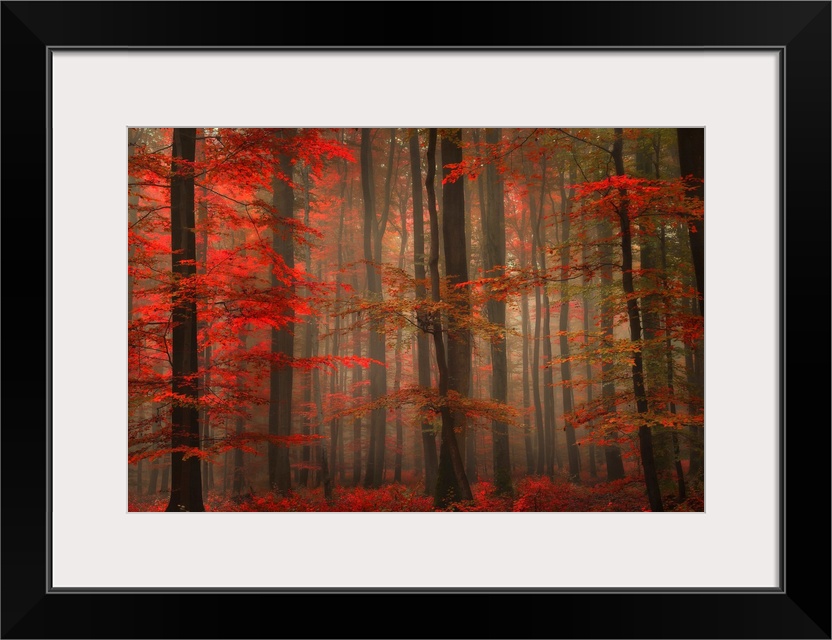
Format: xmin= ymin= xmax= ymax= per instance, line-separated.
xmin=128 ymin=127 xmax=704 ymax=513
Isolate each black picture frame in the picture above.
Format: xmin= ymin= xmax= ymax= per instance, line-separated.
xmin=2 ymin=2 xmax=829 ymax=638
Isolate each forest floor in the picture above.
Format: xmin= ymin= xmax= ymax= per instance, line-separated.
xmin=129 ymin=472 xmax=704 ymax=512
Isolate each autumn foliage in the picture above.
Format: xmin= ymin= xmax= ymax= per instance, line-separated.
xmin=129 ymin=127 xmax=704 ymax=512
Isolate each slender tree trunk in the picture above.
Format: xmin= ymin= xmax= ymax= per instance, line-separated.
xmin=299 ymin=164 xmax=314 ymax=488
xmin=351 ymin=281 xmax=364 ymax=487
xmin=393 ymin=192 xmax=409 ymax=484
xmin=268 ymin=129 xmax=296 ymax=495
xmin=128 ymin=133 xmax=144 ymax=496
xmin=660 ymin=227 xmax=687 ymax=500
xmin=146 ymin=406 xmax=161 ymax=494
xmin=463 ymin=166 xmax=478 ymax=483
xmin=677 ymin=128 xmax=704 ymax=317
xmin=558 ymin=170 xmax=581 ymax=482
xmin=521 ymin=290 xmax=535 ymax=475
xmin=532 ymin=158 xmax=559 ymax=476
xmin=232 ymin=330 xmax=247 ymax=496
xmin=195 ymin=139 xmax=213 ymax=495
xmin=441 ymin=130 xmax=472 ymax=467
xmin=527 ymin=182 xmax=547 ymax=476
xmin=166 ymin=127 xmax=204 ymax=512
xmin=427 ymin=129 xmax=472 ymax=507
xmin=330 ymin=163 xmax=347 ymax=486
xmin=613 ymin=128 xmax=663 ymax=511
xmin=678 ymin=129 xmax=705 ymax=486
xmin=482 ymin=128 xmax=512 ymax=494
xmin=685 ymin=320 xmax=704 ymax=479
xmin=311 ymin=265 xmax=325 ymax=488
xmin=409 ymin=131 xmax=438 ymax=494
xmin=581 ymin=214 xmax=598 ymax=479
xmin=361 ymin=128 xmax=390 ymax=488
xmin=160 ymin=455 xmax=170 ymax=494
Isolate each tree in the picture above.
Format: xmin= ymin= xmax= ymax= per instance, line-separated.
xmin=427 ymin=128 xmax=472 ymax=507
xmin=360 ymin=128 xmax=389 ymax=488
xmin=482 ymin=128 xmax=512 ymax=494
xmin=409 ymin=130 xmax=439 ymax=494
xmin=166 ymin=127 xmax=204 ymax=512
xmin=556 ymin=164 xmax=581 ymax=483
xmin=268 ymin=128 xmax=296 ymax=494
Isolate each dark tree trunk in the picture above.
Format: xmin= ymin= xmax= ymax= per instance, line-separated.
xmin=685 ymin=296 xmax=705 ymax=480
xmin=300 ymin=164 xmax=314 ymax=488
xmin=311 ymin=265 xmax=325 ymax=488
xmin=267 ymin=129 xmax=296 ymax=495
xmin=677 ymin=128 xmax=705 ymax=317
xmin=195 ymin=139 xmax=212 ymax=494
xmin=521 ymin=290 xmax=535 ymax=475
xmin=463 ymin=167 xmax=478 ymax=484
xmin=678 ymin=128 xmax=705 ymax=486
xmin=530 ymin=158 xmax=559 ymax=476
xmin=427 ymin=129 xmax=472 ymax=507
xmin=128 ymin=131 xmax=143 ymax=496
xmin=558 ymin=170 xmax=580 ymax=482
xmin=146 ymin=406 xmax=161 ymax=494
xmin=661 ymin=227 xmax=687 ymax=501
xmin=393 ymin=190 xmax=409 ymax=484
xmin=160 ymin=455 xmax=170 ymax=494
xmin=351 ymin=283 xmax=364 ymax=487
xmin=361 ymin=128 xmax=389 ymax=488
xmin=598 ymin=218 xmax=626 ymax=481
xmin=482 ymin=128 xmax=512 ymax=494
xmin=166 ymin=127 xmax=204 ymax=512
xmin=441 ymin=130 xmax=472 ymax=464
xmin=232 ymin=413 xmax=245 ymax=496
xmin=329 ymin=164 xmax=347 ymax=486
xmin=527 ymin=181 xmax=547 ymax=476
xmin=409 ymin=131 xmax=439 ymax=494
xmin=612 ymin=128 xmax=663 ymax=512
xmin=581 ymin=213 xmax=598 ymax=479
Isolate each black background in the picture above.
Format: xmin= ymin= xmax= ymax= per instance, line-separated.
xmin=2 ymin=2 xmax=829 ymax=638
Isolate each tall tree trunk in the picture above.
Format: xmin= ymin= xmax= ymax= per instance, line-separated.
xmin=521 ymin=290 xmax=535 ymax=475
xmin=330 ymin=162 xmax=347 ymax=486
xmin=166 ymin=127 xmax=204 ymax=512
xmin=612 ymin=128 xmax=663 ymax=512
xmin=463 ymin=165 xmax=478 ymax=484
xmin=268 ymin=128 xmax=296 ymax=494
xmin=684 ymin=316 xmax=704 ymax=478
xmin=351 ymin=273 xmax=364 ymax=487
xmin=195 ymin=138 xmax=212 ymax=495
xmin=581 ymin=212 xmax=598 ymax=479
xmin=427 ymin=129 xmax=472 ymax=507
xmin=311 ymin=264 xmax=326 ymax=488
xmin=299 ymin=164 xmax=314 ymax=488
xmin=598 ymin=215 xmax=626 ymax=481
xmin=393 ymin=191 xmax=409 ymax=484
xmin=677 ymin=128 xmax=704 ymax=317
xmin=409 ymin=131 xmax=438 ymax=494
xmin=527 ymin=181 xmax=547 ymax=476
xmin=661 ymin=227 xmax=687 ymax=500
xmin=146 ymin=405 xmax=161 ymax=494
xmin=677 ymin=128 xmax=705 ymax=486
xmin=532 ymin=158 xmax=559 ymax=476
xmin=128 ymin=131 xmax=143 ymax=495
xmin=232 ymin=331 xmax=247 ymax=496
xmin=558 ymin=170 xmax=580 ymax=482
xmin=361 ymin=129 xmax=393 ymax=487
xmin=482 ymin=128 xmax=512 ymax=494
xmin=160 ymin=454 xmax=170 ymax=494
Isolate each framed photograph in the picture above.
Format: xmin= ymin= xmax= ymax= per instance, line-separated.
xmin=3 ymin=2 xmax=828 ymax=638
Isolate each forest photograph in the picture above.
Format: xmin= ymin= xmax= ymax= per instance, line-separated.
xmin=128 ymin=127 xmax=704 ymax=513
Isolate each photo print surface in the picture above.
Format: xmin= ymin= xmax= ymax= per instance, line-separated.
xmin=128 ymin=127 xmax=704 ymax=513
